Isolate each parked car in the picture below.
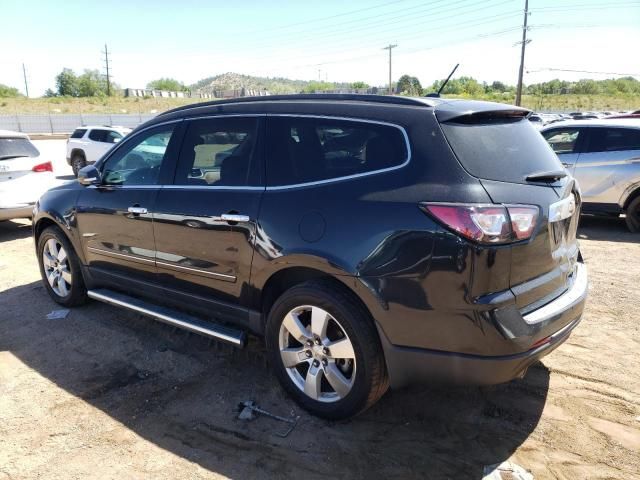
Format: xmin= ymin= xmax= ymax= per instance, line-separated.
xmin=66 ymin=125 xmax=131 ymax=176
xmin=0 ymin=130 xmax=58 ymax=221
xmin=528 ymin=114 xmax=545 ymax=129
xmin=541 ymin=119 xmax=640 ymax=231
xmin=33 ymin=95 xmax=587 ymax=419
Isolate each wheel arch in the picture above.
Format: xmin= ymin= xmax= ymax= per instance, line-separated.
xmin=622 ymin=184 xmax=640 ymax=210
xmin=70 ymin=148 xmax=86 ymax=159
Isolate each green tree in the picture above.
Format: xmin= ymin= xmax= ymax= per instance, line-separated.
xmin=351 ymin=81 xmax=369 ymax=89
xmin=147 ymin=78 xmax=188 ymax=91
xmin=0 ymin=83 xmax=21 ymax=98
xmin=77 ymin=69 xmax=108 ymax=97
xmin=55 ymin=68 xmax=79 ymax=96
xmin=397 ymin=75 xmax=423 ymax=96
xmin=302 ymin=81 xmax=334 ymax=93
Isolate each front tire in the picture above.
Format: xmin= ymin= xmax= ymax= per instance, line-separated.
xmin=625 ymin=196 xmax=640 ymax=232
xmin=37 ymin=226 xmax=88 ymax=307
xmin=265 ymin=280 xmax=388 ymax=420
xmin=71 ymin=153 xmax=86 ymax=177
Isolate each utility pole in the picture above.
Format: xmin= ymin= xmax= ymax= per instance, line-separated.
xmin=515 ymin=0 xmax=530 ymax=106
xmin=382 ymin=44 xmax=398 ymax=95
xmin=102 ymin=43 xmax=111 ymax=96
xmin=22 ymin=63 xmax=29 ymax=98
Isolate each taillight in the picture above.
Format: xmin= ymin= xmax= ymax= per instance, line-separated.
xmin=32 ymin=161 xmax=53 ymax=173
xmin=420 ymin=203 xmax=539 ymax=244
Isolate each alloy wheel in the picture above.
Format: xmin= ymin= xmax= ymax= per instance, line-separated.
xmin=42 ymin=238 xmax=72 ymax=297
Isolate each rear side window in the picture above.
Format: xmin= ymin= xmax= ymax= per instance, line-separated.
xmin=70 ymin=129 xmax=86 ymax=139
xmin=88 ymin=129 xmax=108 ymax=142
xmin=586 ymin=128 xmax=640 ymax=153
xmin=542 ymin=128 xmax=581 ymax=154
xmin=440 ymin=117 xmax=564 ymax=183
xmin=0 ymin=138 xmax=39 ymax=160
xmin=266 ymin=117 xmax=408 ymax=186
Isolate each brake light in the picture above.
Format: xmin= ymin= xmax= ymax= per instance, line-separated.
xmin=32 ymin=161 xmax=53 ymax=173
xmin=420 ymin=203 xmax=539 ymax=244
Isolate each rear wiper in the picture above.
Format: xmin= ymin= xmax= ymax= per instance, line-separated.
xmin=526 ymin=170 xmax=567 ymax=182
xmin=0 ymin=155 xmax=29 ymax=160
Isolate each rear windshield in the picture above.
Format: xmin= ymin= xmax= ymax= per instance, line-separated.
xmin=440 ymin=118 xmax=563 ymax=183
xmin=0 ymin=137 xmax=39 ymax=160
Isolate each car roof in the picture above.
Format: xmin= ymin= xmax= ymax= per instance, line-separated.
xmin=541 ymin=118 xmax=640 ymax=130
xmin=0 ymin=129 xmax=29 ymax=139
xmin=77 ymin=125 xmax=131 ymax=131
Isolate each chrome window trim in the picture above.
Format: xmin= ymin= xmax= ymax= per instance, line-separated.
xmin=264 ymin=114 xmax=411 ymax=191
xmin=87 ymin=246 xmax=155 ymax=265
xmin=160 ymin=185 xmax=265 ymax=191
xmin=156 ymin=260 xmax=236 ymax=282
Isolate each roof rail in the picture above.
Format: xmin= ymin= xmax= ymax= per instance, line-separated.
xmin=158 ymin=94 xmax=438 ymax=117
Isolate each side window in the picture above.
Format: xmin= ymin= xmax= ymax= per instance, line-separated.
xmin=88 ymin=129 xmax=107 ymax=142
xmin=105 ymin=131 xmax=123 ymax=144
xmin=266 ymin=117 xmax=408 ymax=186
xmin=175 ymin=117 xmax=259 ymax=186
xmin=542 ymin=128 xmax=581 ymax=154
xmin=587 ymin=128 xmax=640 ymax=153
xmin=70 ymin=129 xmax=87 ymax=139
xmin=101 ymin=126 xmax=175 ymax=186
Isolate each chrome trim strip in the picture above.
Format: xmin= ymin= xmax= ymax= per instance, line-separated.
xmin=156 ymin=260 xmax=236 ymax=282
xmin=523 ymin=263 xmax=588 ymax=324
xmin=87 ymin=289 xmax=245 ymax=347
xmin=160 ymin=185 xmax=264 ymax=191
xmin=87 ymin=246 xmax=155 ymax=265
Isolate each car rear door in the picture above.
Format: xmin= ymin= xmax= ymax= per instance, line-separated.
xmin=76 ymin=122 xmax=182 ymax=286
xmin=541 ymin=126 xmax=584 ymax=173
xmin=152 ymin=115 xmax=264 ymax=325
xmin=438 ymin=111 xmax=581 ymax=311
xmin=573 ymin=126 xmax=640 ymax=204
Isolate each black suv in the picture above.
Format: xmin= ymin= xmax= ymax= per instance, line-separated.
xmin=33 ymin=95 xmax=588 ymax=419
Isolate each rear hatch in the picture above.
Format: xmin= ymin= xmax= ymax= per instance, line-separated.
xmin=436 ymin=104 xmax=580 ymax=311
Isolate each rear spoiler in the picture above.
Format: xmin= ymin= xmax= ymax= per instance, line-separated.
xmin=434 ymin=100 xmax=531 ymax=123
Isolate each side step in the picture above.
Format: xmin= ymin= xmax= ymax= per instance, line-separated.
xmin=87 ymin=289 xmax=247 ymax=348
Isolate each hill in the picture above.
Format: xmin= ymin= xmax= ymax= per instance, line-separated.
xmin=190 ymin=72 xmax=351 ymax=95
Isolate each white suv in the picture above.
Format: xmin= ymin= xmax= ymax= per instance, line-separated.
xmin=66 ymin=126 xmax=131 ymax=176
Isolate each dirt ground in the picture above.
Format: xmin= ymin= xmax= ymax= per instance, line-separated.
xmin=0 ymin=215 xmax=638 ymax=480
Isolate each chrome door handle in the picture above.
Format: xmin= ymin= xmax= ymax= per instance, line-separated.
xmin=221 ymin=213 xmax=249 ymax=222
xmin=127 ymin=206 xmax=148 ymax=214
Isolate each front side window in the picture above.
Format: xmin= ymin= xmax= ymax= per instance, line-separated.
xmin=542 ymin=128 xmax=581 ymax=154
xmin=266 ymin=117 xmax=408 ymax=186
xmin=105 ymin=130 xmax=123 ymax=144
xmin=101 ymin=126 xmax=175 ymax=186
xmin=88 ymin=129 xmax=108 ymax=142
xmin=586 ymin=128 xmax=640 ymax=153
xmin=175 ymin=117 xmax=259 ymax=186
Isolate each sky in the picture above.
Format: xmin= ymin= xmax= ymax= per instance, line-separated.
xmin=1 ymin=0 xmax=639 ymax=96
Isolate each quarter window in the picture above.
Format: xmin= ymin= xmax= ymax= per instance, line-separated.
xmin=101 ymin=126 xmax=175 ymax=186
xmin=586 ymin=128 xmax=640 ymax=153
xmin=266 ymin=117 xmax=408 ymax=186
xmin=542 ymin=128 xmax=581 ymax=154
xmin=70 ymin=129 xmax=87 ymax=139
xmin=175 ymin=117 xmax=260 ymax=186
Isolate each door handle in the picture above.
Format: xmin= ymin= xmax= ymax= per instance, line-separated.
xmin=127 ymin=206 xmax=148 ymax=215
xmin=221 ymin=213 xmax=249 ymax=223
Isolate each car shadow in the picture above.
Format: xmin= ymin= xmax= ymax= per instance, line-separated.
xmin=0 ymin=219 xmax=32 ymax=241
xmin=1 ymin=281 xmax=550 ymax=479
xmin=577 ymin=214 xmax=638 ymax=243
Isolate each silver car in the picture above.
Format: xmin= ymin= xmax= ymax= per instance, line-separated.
xmin=541 ymin=119 xmax=640 ymax=231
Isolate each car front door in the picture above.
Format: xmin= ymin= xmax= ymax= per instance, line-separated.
xmin=574 ymin=127 xmax=640 ymax=204
xmin=76 ymin=122 xmax=182 ymax=286
xmin=152 ymin=115 xmax=264 ymax=325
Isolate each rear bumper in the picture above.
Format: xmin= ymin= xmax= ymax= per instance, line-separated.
xmin=382 ymin=263 xmax=588 ymax=388
xmin=0 ymin=204 xmax=34 ymax=220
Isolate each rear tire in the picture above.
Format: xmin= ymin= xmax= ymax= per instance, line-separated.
xmin=625 ymin=196 xmax=640 ymax=233
xmin=37 ymin=226 xmax=88 ymax=307
xmin=265 ymin=280 xmax=388 ymax=420
xmin=71 ymin=153 xmax=86 ymax=177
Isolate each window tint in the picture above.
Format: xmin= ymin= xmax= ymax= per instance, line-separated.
xmin=105 ymin=130 xmax=123 ymax=144
xmin=440 ymin=118 xmax=564 ymax=184
xmin=542 ymin=128 xmax=581 ymax=154
xmin=70 ymin=129 xmax=87 ymax=139
xmin=175 ymin=117 xmax=259 ymax=186
xmin=88 ymin=129 xmax=108 ymax=142
xmin=101 ymin=126 xmax=175 ymax=186
xmin=0 ymin=138 xmax=39 ymax=160
xmin=587 ymin=128 xmax=640 ymax=153
xmin=266 ymin=117 xmax=407 ymax=186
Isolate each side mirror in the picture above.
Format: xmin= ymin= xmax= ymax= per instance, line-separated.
xmin=77 ymin=165 xmax=101 ymax=186
xmin=113 ymin=137 xmax=121 ymax=144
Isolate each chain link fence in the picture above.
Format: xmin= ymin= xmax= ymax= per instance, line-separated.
xmin=0 ymin=113 xmax=157 ymax=135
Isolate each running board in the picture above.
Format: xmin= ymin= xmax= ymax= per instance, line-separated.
xmin=87 ymin=289 xmax=247 ymax=348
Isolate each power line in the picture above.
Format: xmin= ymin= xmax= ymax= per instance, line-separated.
xmin=102 ymin=43 xmax=112 ymax=96
xmin=382 ymin=44 xmax=398 ymax=94
xmin=527 ymin=68 xmax=640 ymax=77
xmin=515 ymin=0 xmax=530 ymax=106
